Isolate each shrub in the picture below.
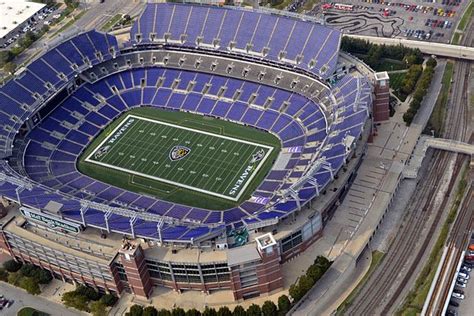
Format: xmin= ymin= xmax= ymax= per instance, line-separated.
xmin=8 ymin=272 xmax=22 ymax=285
xmin=158 ymin=309 xmax=172 ymax=316
xmin=75 ymin=285 xmax=101 ymax=301
xmin=171 ymin=307 xmax=185 ymax=316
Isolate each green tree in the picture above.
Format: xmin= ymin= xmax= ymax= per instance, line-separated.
xmin=7 ymin=272 xmax=22 ymax=285
xmin=36 ymin=269 xmax=52 ymax=284
xmin=158 ymin=309 xmax=172 ymax=316
xmin=3 ymin=62 xmax=16 ymax=75
xmin=261 ymin=301 xmax=277 ymax=316
xmin=277 ymin=295 xmax=291 ymax=315
xmin=76 ymin=285 xmax=101 ymax=301
xmin=426 ymin=57 xmax=437 ymax=68
xmin=186 ymin=308 xmax=201 ymax=316
xmin=100 ymin=293 xmax=118 ymax=306
xmin=143 ymin=306 xmax=158 ymax=316
xmin=314 ymin=256 xmax=331 ymax=270
xmin=0 ymin=50 xmax=13 ymax=67
xmin=171 ymin=307 xmax=185 ymax=316
xmin=217 ymin=306 xmax=232 ymax=316
xmin=289 ymin=283 xmax=303 ymax=302
xmin=0 ymin=268 xmax=8 ymax=281
xmin=62 ymin=291 xmax=90 ymax=312
xmin=19 ymin=277 xmax=41 ymax=295
xmin=90 ymin=301 xmax=107 ymax=316
xmin=233 ymin=305 xmax=247 ymax=316
xmin=3 ymin=259 xmax=22 ymax=272
xmin=307 ymin=264 xmax=323 ymax=282
xmin=246 ymin=304 xmax=261 ymax=316
xmin=298 ymin=275 xmax=314 ymax=294
xmin=202 ymin=307 xmax=217 ymax=316
xmin=127 ymin=304 xmax=144 ymax=316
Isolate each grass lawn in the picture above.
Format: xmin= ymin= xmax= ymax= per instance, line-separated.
xmin=336 ymin=250 xmax=385 ymax=314
xmin=389 ymin=72 xmax=407 ymax=92
xmin=451 ymin=32 xmax=462 ymax=45
xmin=17 ymin=307 xmax=49 ymax=316
xmin=100 ymin=14 xmax=122 ymax=32
xmin=457 ymin=1 xmax=474 ymax=31
xmin=78 ymin=107 xmax=281 ymax=210
xmin=425 ymin=61 xmax=454 ymax=136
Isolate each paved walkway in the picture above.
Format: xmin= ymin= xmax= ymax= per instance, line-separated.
xmin=0 ymin=282 xmax=83 ymax=316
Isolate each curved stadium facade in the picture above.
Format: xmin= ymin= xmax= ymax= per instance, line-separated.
xmin=0 ymin=3 xmax=373 ymax=300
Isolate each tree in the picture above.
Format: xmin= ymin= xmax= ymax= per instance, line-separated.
xmin=3 ymin=259 xmax=22 ymax=272
xmin=277 ymin=295 xmax=291 ymax=315
xmin=233 ymin=305 xmax=247 ymax=316
xmin=90 ymin=301 xmax=107 ymax=316
xmin=0 ymin=268 xmax=8 ymax=282
xmin=202 ymin=307 xmax=217 ymax=316
xmin=0 ymin=50 xmax=13 ymax=67
xmin=4 ymin=61 xmax=16 ymax=75
xmin=127 ymin=304 xmax=144 ymax=316
xmin=307 ymin=264 xmax=323 ymax=282
xmin=261 ymin=301 xmax=277 ymax=316
xmin=19 ymin=277 xmax=41 ymax=295
xmin=171 ymin=307 xmax=185 ymax=316
xmin=143 ymin=306 xmax=158 ymax=316
xmin=289 ymin=283 xmax=303 ymax=302
xmin=36 ymin=269 xmax=53 ymax=284
xmin=76 ymin=285 xmax=101 ymax=301
xmin=62 ymin=291 xmax=90 ymax=312
xmin=298 ymin=275 xmax=314 ymax=294
xmin=186 ymin=308 xmax=201 ymax=316
xmin=158 ymin=309 xmax=172 ymax=316
xmin=426 ymin=57 xmax=437 ymax=69
xmin=7 ymin=272 xmax=22 ymax=285
xmin=217 ymin=306 xmax=232 ymax=316
xmin=314 ymin=256 xmax=331 ymax=270
xmin=100 ymin=293 xmax=118 ymax=306
xmin=246 ymin=304 xmax=261 ymax=316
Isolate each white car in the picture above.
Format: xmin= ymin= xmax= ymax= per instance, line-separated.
xmin=452 ymin=292 xmax=464 ymax=300
xmin=456 ymin=282 xmax=466 ymax=288
xmin=462 ymin=265 xmax=472 ymax=272
xmin=458 ymin=272 xmax=470 ymax=279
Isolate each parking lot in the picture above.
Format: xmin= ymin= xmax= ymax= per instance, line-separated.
xmin=309 ymin=0 xmax=470 ymax=42
xmin=453 ymin=234 xmax=474 ymax=316
xmin=0 ymin=6 xmax=62 ymax=49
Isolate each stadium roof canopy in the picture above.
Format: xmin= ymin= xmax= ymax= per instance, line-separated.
xmin=0 ymin=0 xmax=45 ymax=39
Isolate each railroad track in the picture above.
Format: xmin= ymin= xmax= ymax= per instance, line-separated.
xmin=346 ymin=18 xmax=473 ymax=316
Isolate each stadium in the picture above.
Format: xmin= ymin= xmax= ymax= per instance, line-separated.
xmin=0 ymin=3 xmax=376 ymax=301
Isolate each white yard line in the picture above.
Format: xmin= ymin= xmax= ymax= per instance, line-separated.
xmin=85 ymin=114 xmax=274 ymax=201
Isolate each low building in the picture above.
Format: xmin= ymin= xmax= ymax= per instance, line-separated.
xmin=0 ymin=0 xmax=46 ymax=44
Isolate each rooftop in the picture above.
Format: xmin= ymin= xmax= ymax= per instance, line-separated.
xmin=0 ymin=0 xmax=45 ymax=39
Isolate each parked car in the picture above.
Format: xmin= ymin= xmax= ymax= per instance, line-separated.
xmin=456 ymin=282 xmax=466 ymax=288
xmin=458 ymin=272 xmax=470 ymax=279
xmin=462 ymin=265 xmax=472 ymax=272
xmin=449 ymin=300 xmax=459 ymax=307
xmin=453 ymin=288 xmax=464 ymax=295
xmin=452 ymin=292 xmax=464 ymax=300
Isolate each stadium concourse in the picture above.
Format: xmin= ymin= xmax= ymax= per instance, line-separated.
xmin=0 ymin=3 xmax=376 ymax=302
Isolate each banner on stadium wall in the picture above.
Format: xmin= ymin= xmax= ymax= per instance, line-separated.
xmin=20 ymin=207 xmax=82 ymax=234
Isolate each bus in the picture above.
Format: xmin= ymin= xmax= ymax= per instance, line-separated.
xmin=334 ymin=3 xmax=354 ymax=11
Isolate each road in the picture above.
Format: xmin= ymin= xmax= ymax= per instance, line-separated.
xmin=0 ymin=282 xmax=82 ymax=316
xmin=346 ymin=34 xmax=474 ymax=61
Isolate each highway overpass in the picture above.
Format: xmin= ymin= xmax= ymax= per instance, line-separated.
xmin=346 ymin=34 xmax=474 ymax=61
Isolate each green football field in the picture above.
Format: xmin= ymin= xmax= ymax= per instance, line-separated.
xmin=78 ymin=107 xmax=281 ymax=209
